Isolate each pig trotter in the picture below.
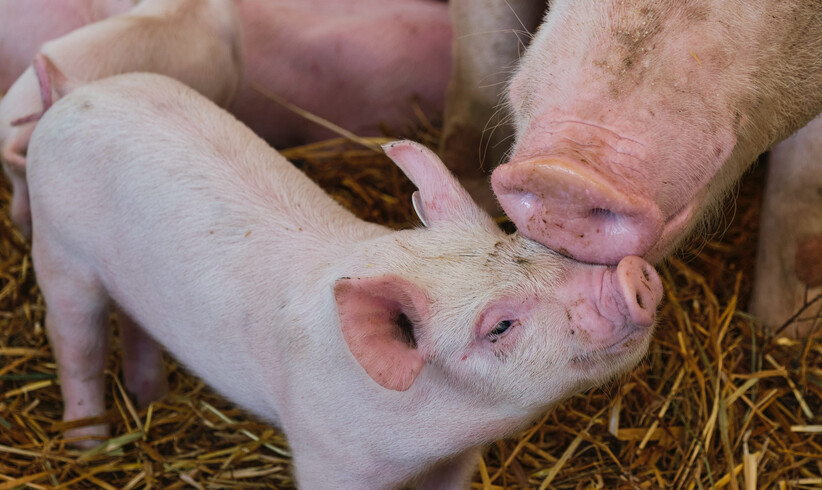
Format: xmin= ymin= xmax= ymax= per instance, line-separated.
xmin=35 ymin=261 xmax=111 ymax=448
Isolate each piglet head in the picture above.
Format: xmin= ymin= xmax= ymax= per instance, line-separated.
xmin=336 ymin=141 xmax=663 ymax=413
xmin=423 ymin=238 xmax=662 ymax=409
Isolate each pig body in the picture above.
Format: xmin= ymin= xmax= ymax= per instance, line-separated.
xmin=0 ymin=0 xmax=243 ymax=237
xmin=0 ymin=0 xmax=134 ymax=92
xmin=0 ymin=0 xmax=452 ymax=148
xmin=228 ymin=0 xmax=452 ymax=147
xmin=28 ymin=73 xmax=662 ymax=488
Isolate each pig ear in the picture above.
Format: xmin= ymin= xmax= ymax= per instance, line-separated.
xmin=334 ymin=275 xmax=430 ymax=392
xmin=11 ymin=54 xmax=74 ymax=126
xmin=382 ymin=140 xmax=489 ymax=226
xmin=34 ymin=53 xmax=74 ymax=108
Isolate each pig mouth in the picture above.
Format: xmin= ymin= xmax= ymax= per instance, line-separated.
xmin=569 ymin=326 xmax=652 ymax=368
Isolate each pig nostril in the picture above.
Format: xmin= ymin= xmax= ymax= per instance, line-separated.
xmin=642 ymin=266 xmax=651 ymax=282
xmin=636 ymin=293 xmax=644 ymax=309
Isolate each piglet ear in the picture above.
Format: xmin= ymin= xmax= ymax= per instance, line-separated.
xmin=11 ymin=54 xmax=74 ymax=126
xmin=34 ymin=53 xmax=74 ymax=109
xmin=383 ymin=140 xmax=489 ymax=226
xmin=334 ymin=275 xmax=430 ymax=392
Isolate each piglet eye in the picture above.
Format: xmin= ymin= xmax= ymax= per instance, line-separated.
xmin=488 ymin=320 xmax=515 ymax=342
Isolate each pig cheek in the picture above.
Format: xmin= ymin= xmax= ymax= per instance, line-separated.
xmin=451 ymin=327 xmax=524 ymax=385
xmin=507 ymin=74 xmax=530 ymax=117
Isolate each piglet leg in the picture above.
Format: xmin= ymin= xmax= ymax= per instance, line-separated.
xmin=117 ymin=310 xmax=168 ymax=408
xmin=33 ymin=240 xmax=110 ymax=448
xmin=416 ymin=448 xmax=481 ymax=490
xmin=752 ymin=115 xmax=822 ymax=338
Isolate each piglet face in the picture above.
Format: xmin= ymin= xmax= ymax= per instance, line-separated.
xmin=417 ymin=232 xmax=662 ymax=410
xmin=336 ymin=141 xmax=662 ymax=410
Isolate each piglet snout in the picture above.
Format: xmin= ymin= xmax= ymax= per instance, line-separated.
xmin=613 ymin=256 xmax=664 ymax=329
xmin=558 ymin=255 xmax=663 ymax=350
xmin=491 ymin=157 xmax=664 ymax=265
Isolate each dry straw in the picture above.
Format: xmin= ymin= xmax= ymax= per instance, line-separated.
xmin=1 ymin=120 xmax=820 ymax=488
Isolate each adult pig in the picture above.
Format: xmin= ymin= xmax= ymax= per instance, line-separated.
xmin=28 ymin=72 xmax=662 ymax=488
xmin=0 ymin=0 xmax=242 ymax=237
xmin=476 ymin=1 xmax=822 ymax=336
xmin=490 ymin=1 xmax=822 ymax=266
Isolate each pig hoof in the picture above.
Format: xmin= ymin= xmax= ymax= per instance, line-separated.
xmin=795 ymin=236 xmax=822 ymax=288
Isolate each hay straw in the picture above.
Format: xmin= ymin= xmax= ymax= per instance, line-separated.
xmin=1 ymin=116 xmax=821 ymax=487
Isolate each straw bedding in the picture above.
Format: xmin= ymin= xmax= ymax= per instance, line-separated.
xmin=1 ymin=119 xmax=821 ymax=488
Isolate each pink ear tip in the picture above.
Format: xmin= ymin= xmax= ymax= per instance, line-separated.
xmin=382 ymin=139 xmax=422 ymax=157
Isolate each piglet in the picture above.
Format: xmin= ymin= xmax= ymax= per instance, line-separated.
xmin=0 ymin=0 xmax=134 ymax=92
xmin=28 ymin=72 xmax=662 ymax=488
xmin=0 ymin=0 xmax=242 ymax=237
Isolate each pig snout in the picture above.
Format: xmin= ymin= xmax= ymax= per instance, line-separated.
xmin=559 ymin=255 xmax=663 ymax=356
xmin=492 ymin=157 xmax=665 ymax=265
xmin=613 ymin=256 xmax=663 ymax=329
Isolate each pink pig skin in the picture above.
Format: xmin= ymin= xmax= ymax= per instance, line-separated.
xmin=489 ymin=1 xmax=822 ymax=268
xmin=28 ymin=73 xmax=662 ymax=487
xmin=0 ymin=0 xmax=451 ymax=148
xmin=0 ymin=0 xmax=134 ymax=92
xmin=751 ymin=115 xmax=822 ymax=338
xmin=228 ymin=0 xmax=451 ymax=147
xmin=0 ymin=0 xmax=243 ymax=238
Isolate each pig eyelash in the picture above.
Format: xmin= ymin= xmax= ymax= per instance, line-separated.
xmin=488 ymin=320 xmax=519 ymax=343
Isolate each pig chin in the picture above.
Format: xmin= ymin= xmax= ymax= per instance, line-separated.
xmin=568 ymin=325 xmax=653 ymax=379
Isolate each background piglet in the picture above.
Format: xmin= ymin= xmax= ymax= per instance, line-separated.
xmin=28 ymin=72 xmax=662 ymax=488
xmin=213 ymin=0 xmax=452 ymax=147
xmin=442 ymin=0 xmax=822 ymax=337
xmin=0 ymin=0 xmax=452 ymax=149
xmin=0 ymin=0 xmax=242 ymax=237
xmin=0 ymin=0 xmax=134 ymax=91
